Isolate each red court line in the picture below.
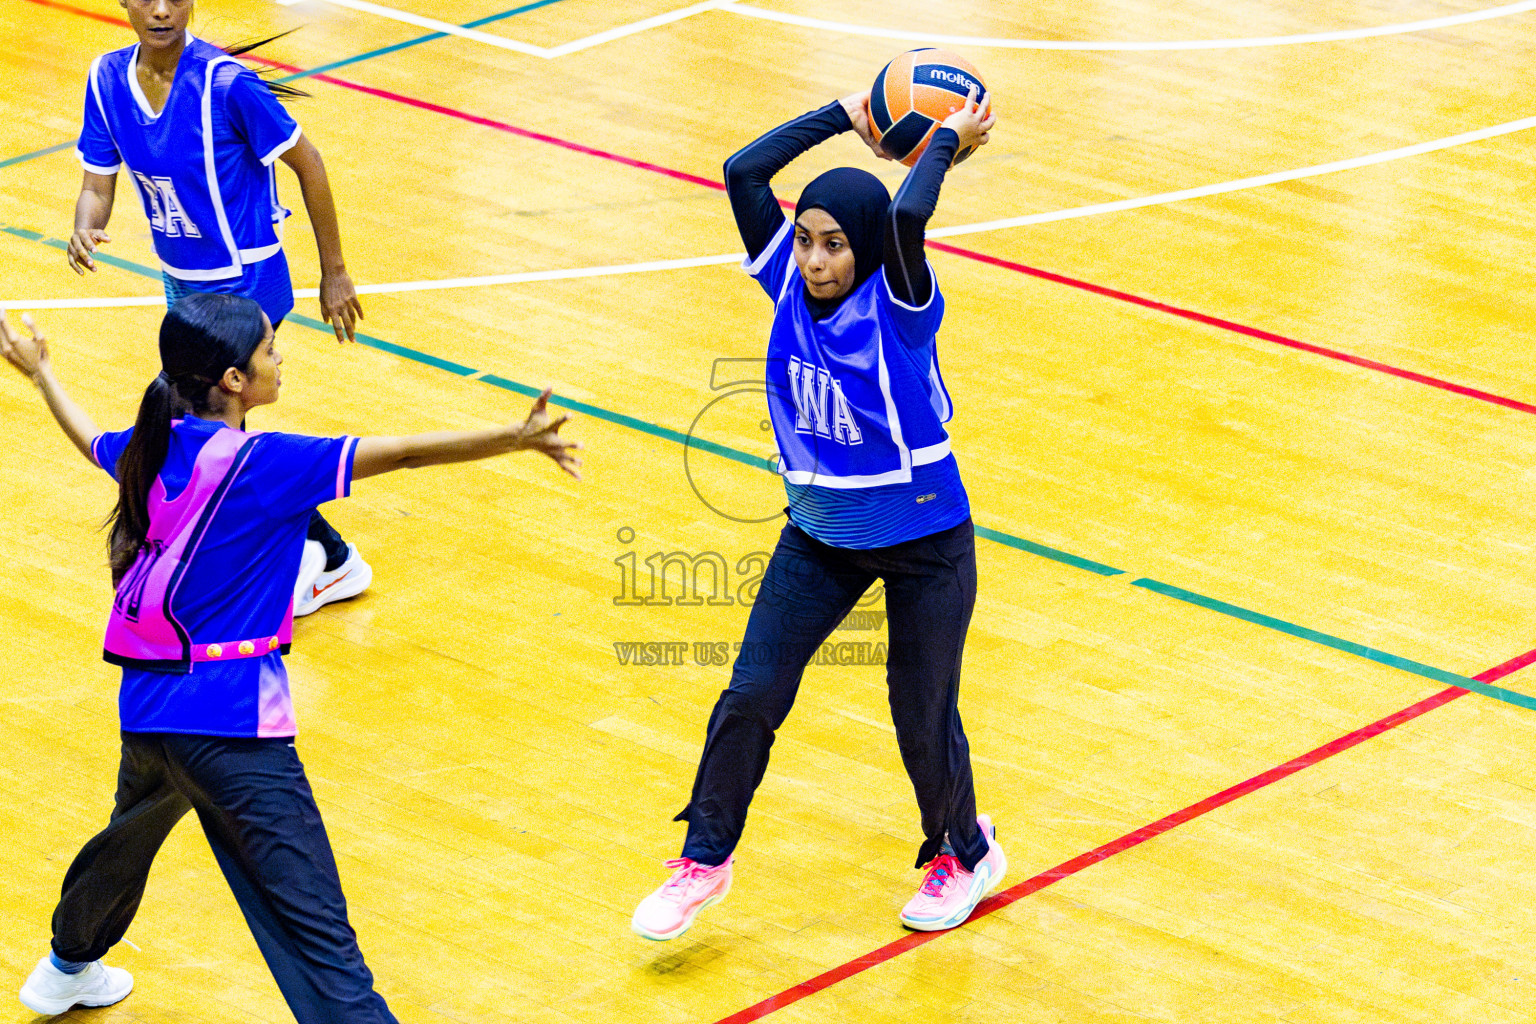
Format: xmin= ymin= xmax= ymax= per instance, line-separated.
xmin=27 ymin=0 xmax=1536 ymax=420
xmin=710 ymin=646 xmax=1536 ymax=1024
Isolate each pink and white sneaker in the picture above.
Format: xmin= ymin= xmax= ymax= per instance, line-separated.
xmin=632 ymin=856 xmax=733 ymax=941
xmin=899 ymin=814 xmax=1007 ymax=932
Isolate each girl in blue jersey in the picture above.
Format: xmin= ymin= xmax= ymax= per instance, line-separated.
xmin=66 ymin=0 xmax=369 ymax=617
xmin=1 ymin=296 xmax=578 ymax=1020
xmin=633 ymin=87 xmax=1004 ymax=940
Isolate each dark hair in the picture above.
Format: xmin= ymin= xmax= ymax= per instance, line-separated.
xmin=224 ymin=32 xmax=309 ymax=101
xmin=107 ymin=294 xmax=267 ymax=582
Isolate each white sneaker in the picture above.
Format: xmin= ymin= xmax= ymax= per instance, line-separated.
xmin=19 ymin=957 xmax=133 ymax=1015
xmin=294 ymin=543 xmax=372 ymax=617
xmin=294 ymin=539 xmax=326 ymax=608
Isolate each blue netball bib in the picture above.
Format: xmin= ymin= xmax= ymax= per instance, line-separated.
xmin=749 ymin=221 xmax=956 ymax=489
xmin=78 ymin=34 xmax=299 ymax=281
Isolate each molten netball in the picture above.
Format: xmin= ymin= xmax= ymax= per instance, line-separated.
xmin=868 ymin=48 xmax=990 ymax=166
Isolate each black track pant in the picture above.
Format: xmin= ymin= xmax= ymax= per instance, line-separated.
xmin=51 ymin=733 xmax=397 ymax=1024
xmin=677 ymin=517 xmax=986 ymax=871
xmin=307 ymin=511 xmax=349 ymax=569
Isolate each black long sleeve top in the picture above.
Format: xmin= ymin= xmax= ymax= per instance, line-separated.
xmin=722 ymin=101 xmax=959 ymax=309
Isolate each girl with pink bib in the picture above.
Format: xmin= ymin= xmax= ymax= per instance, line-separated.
xmin=2 ymin=294 xmax=579 ymax=1021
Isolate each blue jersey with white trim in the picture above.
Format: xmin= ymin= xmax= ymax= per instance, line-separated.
xmin=749 ymin=221 xmax=970 ymax=548
xmin=78 ymin=34 xmax=299 ymax=282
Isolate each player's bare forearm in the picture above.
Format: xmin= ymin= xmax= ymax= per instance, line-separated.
xmin=0 ymin=312 xmax=98 ymax=462
xmin=280 ymin=136 xmax=362 ymax=341
xmin=353 ymin=428 xmax=522 ymax=479
xmin=281 ymin=136 xmax=347 ymax=274
xmin=68 ymin=172 xmax=117 ymax=275
xmin=351 ymin=390 xmax=581 ymax=482
xmin=34 ymin=363 xmax=101 ymax=462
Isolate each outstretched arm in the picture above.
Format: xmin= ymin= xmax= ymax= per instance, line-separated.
xmin=67 ymin=171 xmax=116 ymax=275
xmin=724 ymin=92 xmax=891 ymax=261
xmin=352 ymin=389 xmax=581 ymax=482
xmin=0 ymin=311 xmax=100 ymax=462
xmin=885 ymin=87 xmax=995 ymax=308
xmin=279 ymin=135 xmax=363 ymax=344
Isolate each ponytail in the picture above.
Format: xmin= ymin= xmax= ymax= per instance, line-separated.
xmin=223 ymin=31 xmax=310 ymax=101
xmin=107 ymin=294 xmax=266 ymax=583
xmin=106 ymin=375 xmax=185 ymax=584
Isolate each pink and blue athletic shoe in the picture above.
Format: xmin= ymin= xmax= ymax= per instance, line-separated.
xmin=899 ymin=814 xmax=1007 ymax=931
xmin=632 ymin=856 xmax=734 ymax=941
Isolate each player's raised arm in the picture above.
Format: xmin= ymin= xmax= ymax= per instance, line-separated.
xmin=0 ymin=310 xmax=100 ymax=462
xmin=351 ymin=389 xmax=581 ymax=482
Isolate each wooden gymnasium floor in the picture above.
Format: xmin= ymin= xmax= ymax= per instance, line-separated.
xmin=6 ymin=1 xmax=1536 ymax=1021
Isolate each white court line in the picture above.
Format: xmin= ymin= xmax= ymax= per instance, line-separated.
xmin=541 ymin=0 xmax=734 ymax=58
xmin=1 ymin=254 xmax=746 ymax=309
xmin=346 ymin=252 xmax=744 ymax=293
xmin=10 ymin=112 xmax=1536 ymax=309
xmin=273 ymin=0 xmax=550 ymax=55
xmin=273 ymin=0 xmax=730 ymax=58
xmin=928 ymin=113 xmax=1536 ymax=237
xmin=273 ymin=0 xmax=1536 ymax=58
xmin=722 ymin=0 xmax=1536 ymax=51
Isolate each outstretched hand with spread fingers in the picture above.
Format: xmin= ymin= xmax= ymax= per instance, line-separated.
xmin=0 ymin=309 xmax=50 ymax=382
xmin=515 ymin=388 xmax=582 ymax=479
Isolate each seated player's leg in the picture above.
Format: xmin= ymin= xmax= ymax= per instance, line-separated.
xmin=295 ymin=513 xmax=371 ymax=616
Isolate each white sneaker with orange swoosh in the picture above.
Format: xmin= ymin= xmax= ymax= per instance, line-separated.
xmin=294 ymin=542 xmax=373 ymax=617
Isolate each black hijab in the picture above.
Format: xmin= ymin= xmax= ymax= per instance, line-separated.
xmin=794 ymin=167 xmax=891 ymax=320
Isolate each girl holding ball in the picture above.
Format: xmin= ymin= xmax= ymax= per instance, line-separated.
xmin=633 ymin=83 xmax=1003 ymax=940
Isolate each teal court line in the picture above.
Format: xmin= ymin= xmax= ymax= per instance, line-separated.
xmin=0 ymin=0 xmax=569 ymax=170
xmin=282 ymin=0 xmax=569 ymax=81
xmin=3 ymin=220 xmax=1528 ymax=711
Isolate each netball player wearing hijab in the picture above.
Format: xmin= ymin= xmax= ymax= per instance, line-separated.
xmin=632 ymin=87 xmax=1002 ymax=940
xmin=1 ymin=296 xmax=578 ymax=1019
xmin=66 ymin=0 xmax=369 ymax=618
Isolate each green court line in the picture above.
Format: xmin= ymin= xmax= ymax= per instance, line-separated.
xmin=975 ymin=524 xmax=1124 ymax=577
xmin=0 ymin=0 xmax=568 ymax=171
xmin=1131 ymin=579 xmax=1536 ymax=709
xmin=6 ymin=219 xmax=1534 ymax=710
xmin=0 ymin=141 xmax=76 ymax=171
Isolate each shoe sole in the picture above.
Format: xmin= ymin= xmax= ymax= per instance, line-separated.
xmin=632 ymin=878 xmax=732 ymax=942
xmin=19 ymin=980 xmax=132 ymax=1015
xmin=900 ymin=834 xmax=1009 ymax=933
xmin=294 ymin=560 xmax=373 ymax=617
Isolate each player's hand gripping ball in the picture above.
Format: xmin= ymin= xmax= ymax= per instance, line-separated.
xmin=867 ymin=48 xmax=993 ymax=166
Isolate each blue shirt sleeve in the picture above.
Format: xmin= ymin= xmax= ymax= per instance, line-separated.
xmin=77 ymin=61 xmax=122 ymax=174
xmin=222 ymin=69 xmax=301 ymax=166
xmin=745 ymin=219 xmax=795 ymax=303
xmin=247 ymin=433 xmax=358 ymax=519
xmin=879 ymin=267 xmax=946 ymax=350
xmin=91 ymin=428 xmax=135 ymax=481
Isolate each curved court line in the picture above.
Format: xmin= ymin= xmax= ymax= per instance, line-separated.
xmin=722 ymin=0 xmax=1536 ymax=51
xmin=928 ymin=113 xmax=1536 ymax=237
xmin=16 ymin=107 xmax=1536 ymax=308
xmin=0 ymin=254 xmax=747 ymax=308
xmin=274 ymin=0 xmax=1536 ymax=57
xmin=20 ymin=0 xmax=1536 ymax=423
xmin=8 ymin=217 xmax=1536 ymax=716
xmin=709 ymin=645 xmax=1536 ymax=1024
xmin=275 ymin=0 xmax=732 ymax=59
